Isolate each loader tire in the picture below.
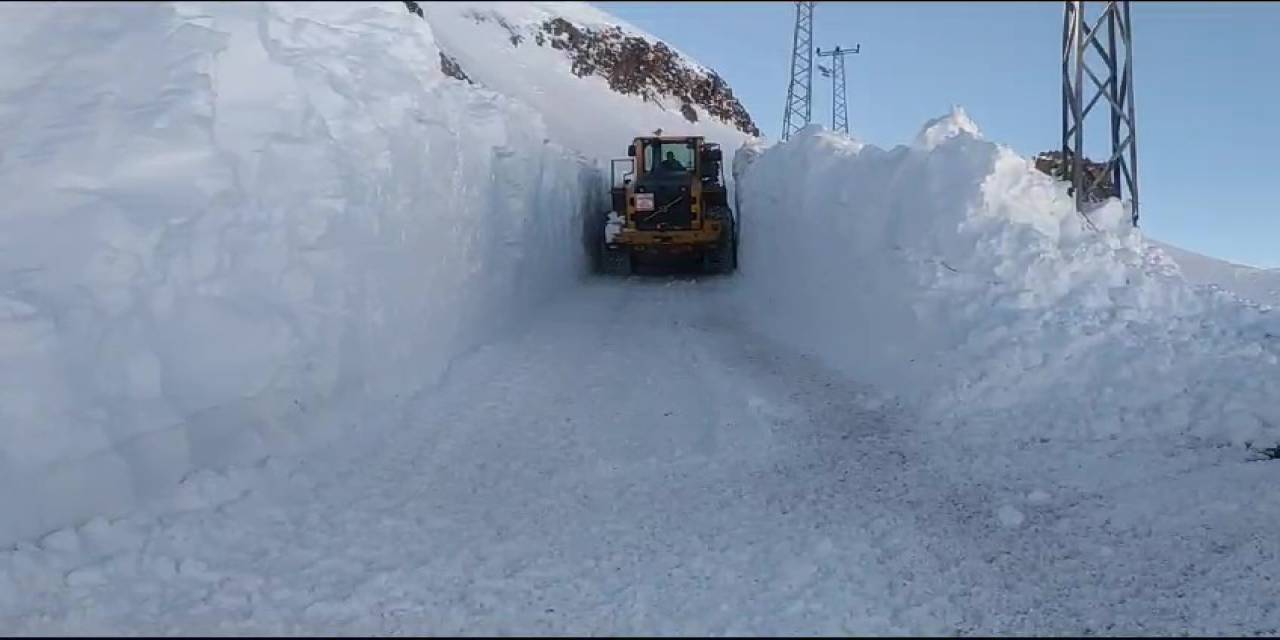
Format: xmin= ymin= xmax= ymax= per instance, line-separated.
xmin=601 ymin=246 xmax=633 ymax=276
xmin=702 ymin=216 xmax=737 ymax=275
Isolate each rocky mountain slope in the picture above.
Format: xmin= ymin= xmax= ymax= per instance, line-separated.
xmin=415 ymin=2 xmax=758 ymax=163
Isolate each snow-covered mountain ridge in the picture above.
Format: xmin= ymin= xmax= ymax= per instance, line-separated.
xmin=409 ymin=0 xmax=752 ymax=138
xmin=416 ymin=1 xmax=756 ymax=163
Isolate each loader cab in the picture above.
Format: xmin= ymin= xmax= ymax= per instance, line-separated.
xmin=644 ymin=142 xmax=695 ymax=175
xmin=625 ymin=138 xmax=723 ymax=184
xmin=627 ymin=139 xmax=716 ymax=176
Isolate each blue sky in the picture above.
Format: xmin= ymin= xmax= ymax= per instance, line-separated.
xmin=593 ymin=1 xmax=1280 ymax=268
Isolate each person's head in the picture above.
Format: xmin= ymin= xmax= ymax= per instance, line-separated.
xmin=665 ymin=151 xmax=675 ymax=160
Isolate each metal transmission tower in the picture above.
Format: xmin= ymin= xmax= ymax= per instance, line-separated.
xmin=781 ymin=1 xmax=816 ymax=141
xmin=1061 ymin=0 xmax=1140 ymax=226
xmin=816 ymin=44 xmax=859 ymax=135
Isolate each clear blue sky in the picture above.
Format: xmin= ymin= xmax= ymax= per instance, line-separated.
xmin=593 ymin=1 xmax=1280 ymax=268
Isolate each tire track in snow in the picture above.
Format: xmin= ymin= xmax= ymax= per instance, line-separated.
xmin=1 ymin=277 xmax=943 ymax=635
xmin=5 ymin=277 xmax=1274 ymax=635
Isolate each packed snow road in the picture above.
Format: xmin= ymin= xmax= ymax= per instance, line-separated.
xmin=3 ymin=277 xmax=1277 ymax=635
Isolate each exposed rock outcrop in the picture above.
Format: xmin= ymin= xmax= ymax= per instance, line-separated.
xmin=401 ymin=2 xmax=758 ymax=137
xmin=438 ymin=52 xmax=473 ymax=84
xmin=538 ymin=17 xmax=759 ymax=136
xmin=1034 ymin=150 xmax=1116 ymax=204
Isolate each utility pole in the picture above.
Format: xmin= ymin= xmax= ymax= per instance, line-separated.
xmin=1061 ymin=0 xmax=1140 ymax=226
xmin=816 ymin=44 xmax=860 ymax=135
xmin=781 ymin=1 xmax=816 ymax=141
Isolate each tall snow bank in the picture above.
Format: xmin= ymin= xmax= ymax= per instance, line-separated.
xmin=733 ymin=113 xmax=1280 ymax=450
xmin=0 ymin=2 xmax=602 ymax=545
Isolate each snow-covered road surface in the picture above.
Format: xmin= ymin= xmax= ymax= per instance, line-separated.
xmin=3 ymin=278 xmax=1277 ymax=635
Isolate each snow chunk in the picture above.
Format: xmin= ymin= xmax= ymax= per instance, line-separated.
xmin=913 ymin=105 xmax=983 ymax=150
xmin=995 ymin=505 xmax=1026 ymax=528
xmin=65 ymin=564 xmax=109 ymax=588
xmin=0 ymin=296 xmax=39 ymax=321
xmin=38 ymin=529 xmax=81 ymax=555
xmin=604 ymin=211 xmax=625 ymax=243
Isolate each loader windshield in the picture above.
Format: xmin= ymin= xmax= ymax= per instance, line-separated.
xmin=645 ymin=142 xmax=695 ymax=175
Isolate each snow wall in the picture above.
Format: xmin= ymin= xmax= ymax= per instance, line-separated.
xmin=0 ymin=2 xmax=604 ymax=545
xmin=733 ymin=111 xmax=1280 ymax=451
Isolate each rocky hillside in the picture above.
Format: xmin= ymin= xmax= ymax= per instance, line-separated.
xmin=407 ymin=1 xmax=758 ymax=139
xmin=1034 ymin=150 xmax=1116 ymax=204
xmin=537 ymin=17 xmax=759 ymax=136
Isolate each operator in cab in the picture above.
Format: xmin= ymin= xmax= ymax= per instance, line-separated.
xmin=659 ymin=150 xmax=687 ymax=172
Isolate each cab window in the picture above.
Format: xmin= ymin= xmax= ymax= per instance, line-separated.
xmin=644 ymin=142 xmax=696 ymax=174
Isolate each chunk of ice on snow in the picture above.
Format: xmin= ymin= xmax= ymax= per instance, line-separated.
xmin=996 ymin=505 xmax=1026 ymax=528
xmin=913 ymin=105 xmax=982 ymax=150
xmin=604 ymin=211 xmax=625 ymax=243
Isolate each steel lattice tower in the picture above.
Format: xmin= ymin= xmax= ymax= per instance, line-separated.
xmin=817 ymin=44 xmax=859 ymax=135
xmin=781 ymin=1 xmax=816 ymax=141
xmin=1062 ymin=0 xmax=1140 ymax=226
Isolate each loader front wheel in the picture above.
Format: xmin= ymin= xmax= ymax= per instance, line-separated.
xmin=601 ymin=246 xmax=633 ymax=276
xmin=702 ymin=221 xmax=737 ymax=275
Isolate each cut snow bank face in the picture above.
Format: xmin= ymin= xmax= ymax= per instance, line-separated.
xmin=733 ymin=114 xmax=1280 ymax=449
xmin=0 ymin=2 xmax=602 ymax=545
